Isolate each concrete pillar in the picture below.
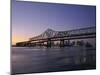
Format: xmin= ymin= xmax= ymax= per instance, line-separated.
xmin=66 ymin=40 xmax=70 ymax=46
xmin=47 ymin=38 xmax=51 ymax=48
xmin=60 ymin=39 xmax=64 ymax=47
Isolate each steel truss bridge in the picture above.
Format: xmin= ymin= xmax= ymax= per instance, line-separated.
xmin=16 ymin=26 xmax=96 ymax=47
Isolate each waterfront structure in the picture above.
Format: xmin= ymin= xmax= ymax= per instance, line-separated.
xmin=16 ymin=26 xmax=96 ymax=47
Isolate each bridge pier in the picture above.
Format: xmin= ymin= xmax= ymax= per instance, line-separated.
xmin=47 ymin=38 xmax=51 ymax=48
xmin=60 ymin=39 xmax=64 ymax=47
xmin=66 ymin=40 xmax=70 ymax=46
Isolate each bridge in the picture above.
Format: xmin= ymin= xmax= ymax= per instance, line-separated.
xmin=16 ymin=26 xmax=96 ymax=47
xmin=14 ymin=26 xmax=96 ymax=72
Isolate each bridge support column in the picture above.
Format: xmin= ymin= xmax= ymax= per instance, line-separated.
xmin=65 ymin=40 xmax=70 ymax=46
xmin=47 ymin=38 xmax=51 ymax=48
xmin=68 ymin=40 xmax=70 ymax=46
xmin=60 ymin=39 xmax=64 ymax=47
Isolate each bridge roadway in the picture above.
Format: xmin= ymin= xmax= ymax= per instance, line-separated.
xmin=28 ymin=33 xmax=96 ymax=47
xmin=16 ymin=26 xmax=96 ymax=47
xmin=29 ymin=32 xmax=96 ymax=41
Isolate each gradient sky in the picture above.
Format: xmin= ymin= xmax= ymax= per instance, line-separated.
xmin=12 ymin=0 xmax=96 ymax=45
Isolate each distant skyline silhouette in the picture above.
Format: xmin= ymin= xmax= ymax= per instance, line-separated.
xmin=12 ymin=0 xmax=96 ymax=45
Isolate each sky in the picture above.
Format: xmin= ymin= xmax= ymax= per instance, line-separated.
xmin=12 ymin=0 xmax=96 ymax=45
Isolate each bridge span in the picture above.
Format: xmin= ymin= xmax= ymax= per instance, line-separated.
xmin=16 ymin=26 xmax=96 ymax=47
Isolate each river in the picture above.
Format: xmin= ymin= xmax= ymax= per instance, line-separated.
xmin=11 ymin=47 xmax=96 ymax=74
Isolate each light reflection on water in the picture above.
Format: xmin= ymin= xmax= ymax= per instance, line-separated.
xmin=11 ymin=47 xmax=96 ymax=74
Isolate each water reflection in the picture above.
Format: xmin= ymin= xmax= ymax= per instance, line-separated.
xmin=11 ymin=47 xmax=96 ymax=74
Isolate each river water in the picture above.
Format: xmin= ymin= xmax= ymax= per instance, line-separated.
xmin=11 ymin=47 xmax=96 ymax=74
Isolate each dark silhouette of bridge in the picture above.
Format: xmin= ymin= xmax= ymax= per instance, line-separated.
xmin=14 ymin=26 xmax=96 ymax=73
xmin=16 ymin=26 xmax=96 ymax=47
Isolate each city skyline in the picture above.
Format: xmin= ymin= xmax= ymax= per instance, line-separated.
xmin=12 ymin=0 xmax=96 ymax=45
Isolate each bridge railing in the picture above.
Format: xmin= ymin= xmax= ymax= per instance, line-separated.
xmin=67 ymin=26 xmax=96 ymax=36
xmin=29 ymin=26 xmax=96 ymax=41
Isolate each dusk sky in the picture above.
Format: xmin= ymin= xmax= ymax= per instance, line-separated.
xmin=12 ymin=0 xmax=96 ymax=45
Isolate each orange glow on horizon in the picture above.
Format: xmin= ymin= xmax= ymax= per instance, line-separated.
xmin=12 ymin=35 xmax=28 ymax=45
